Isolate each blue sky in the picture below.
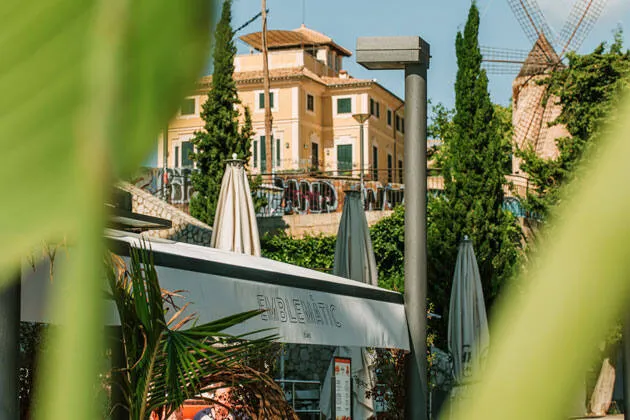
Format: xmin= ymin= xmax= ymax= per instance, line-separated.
xmin=228 ymin=0 xmax=630 ymax=110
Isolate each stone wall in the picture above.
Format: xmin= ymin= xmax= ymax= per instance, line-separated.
xmin=258 ymin=210 xmax=394 ymax=238
xmin=281 ymin=344 xmax=336 ymax=382
xmin=117 ymin=182 xmax=213 ymax=246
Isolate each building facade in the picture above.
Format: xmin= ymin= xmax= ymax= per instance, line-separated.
xmin=151 ymin=25 xmax=406 ymax=215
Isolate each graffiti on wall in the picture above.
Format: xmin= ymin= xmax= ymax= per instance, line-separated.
xmin=132 ymin=167 xmax=194 ymax=205
xmin=132 ymin=167 xmax=406 ymax=217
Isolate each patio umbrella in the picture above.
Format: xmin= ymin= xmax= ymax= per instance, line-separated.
xmin=321 ymin=189 xmax=378 ymax=419
xmin=447 ymin=237 xmax=490 ymax=384
xmin=211 ymin=155 xmax=260 ymax=256
xmin=332 ymin=190 xmax=378 ymax=286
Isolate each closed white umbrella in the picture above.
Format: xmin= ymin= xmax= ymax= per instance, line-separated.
xmin=333 ymin=190 xmax=378 ymax=287
xmin=321 ymin=190 xmax=378 ymax=419
xmin=447 ymin=237 xmax=490 ymax=384
xmin=211 ymin=155 xmax=260 ymax=256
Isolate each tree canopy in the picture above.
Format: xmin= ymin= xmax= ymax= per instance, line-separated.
xmin=429 ymin=3 xmax=522 ymax=325
xmin=189 ymin=0 xmax=254 ymax=226
xmin=520 ymin=32 xmax=630 ymax=220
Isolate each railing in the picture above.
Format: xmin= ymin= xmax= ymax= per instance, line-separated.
xmin=256 ymin=177 xmax=406 ymax=217
xmin=274 ymin=379 xmax=321 ymax=417
xmin=130 ymin=167 xmax=529 ymax=221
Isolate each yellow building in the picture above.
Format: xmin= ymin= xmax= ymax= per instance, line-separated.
xmin=159 ymin=25 xmax=406 ymax=188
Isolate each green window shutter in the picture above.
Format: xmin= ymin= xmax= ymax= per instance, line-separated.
xmin=276 ymin=138 xmax=280 ymax=167
xmin=180 ymin=98 xmax=195 ymax=115
xmin=253 ymin=140 xmax=258 ymax=168
xmin=260 ymin=136 xmax=267 ymax=172
xmin=372 ymin=146 xmax=378 ymax=180
xmin=174 ymin=146 xmax=180 ymax=168
xmin=181 ymin=141 xmax=194 ymax=167
xmin=337 ymin=98 xmax=351 ymax=114
xmin=387 ymin=154 xmax=393 ymax=183
xmin=269 ymin=92 xmax=274 ymax=109
xmin=337 ymin=144 xmax=353 ymax=175
xmin=259 ymin=93 xmax=265 ymax=109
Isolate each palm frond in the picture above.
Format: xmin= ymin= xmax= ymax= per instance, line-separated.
xmin=105 ymin=242 xmax=291 ymax=420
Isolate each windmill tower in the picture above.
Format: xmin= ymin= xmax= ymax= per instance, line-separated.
xmin=482 ymin=0 xmax=607 ymax=195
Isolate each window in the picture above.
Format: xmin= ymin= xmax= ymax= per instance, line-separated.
xmin=259 ymin=136 xmax=269 ymax=172
xmin=253 ymin=140 xmax=258 ymax=168
xmin=398 ymin=160 xmax=403 ymax=183
xmin=180 ymin=98 xmax=195 ymax=116
xmin=387 ymin=154 xmax=393 ymax=183
xmin=376 ymin=102 xmax=380 ymax=118
xmin=401 ymin=118 xmax=405 ymax=133
xmin=181 ymin=141 xmax=194 ymax=167
xmin=372 ymin=146 xmax=378 ymax=180
xmin=337 ymin=97 xmax=352 ymax=114
xmin=395 ymin=115 xmax=401 ymax=131
xmin=312 ymin=142 xmax=319 ymax=170
xmin=258 ymin=92 xmax=275 ymax=109
xmin=337 ymin=144 xmax=353 ymax=175
xmin=173 ymin=141 xmax=194 ymax=168
xmin=370 ymin=98 xmax=375 ymax=116
xmin=387 ymin=109 xmax=392 ymax=126
xmin=276 ymin=137 xmax=281 ymax=168
xmin=306 ymin=94 xmax=314 ymax=112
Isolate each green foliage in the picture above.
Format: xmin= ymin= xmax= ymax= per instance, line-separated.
xmin=261 ymin=233 xmax=337 ymax=272
xmin=190 ymin=0 xmax=254 ymax=226
xmin=0 ymin=1 xmax=212 ymax=418
xmin=429 ymin=3 xmax=522 ymax=327
xmin=370 ymin=205 xmax=405 ymax=291
xmin=105 ymin=245 xmax=291 ymax=420
xmin=520 ymin=33 xmax=630 ymax=220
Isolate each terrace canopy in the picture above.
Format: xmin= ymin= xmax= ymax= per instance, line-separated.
xmin=21 ymin=231 xmax=410 ymax=350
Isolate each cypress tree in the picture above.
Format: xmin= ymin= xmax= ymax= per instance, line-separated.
xmin=190 ymin=0 xmax=253 ymax=225
xmin=429 ymin=3 xmax=521 ymax=318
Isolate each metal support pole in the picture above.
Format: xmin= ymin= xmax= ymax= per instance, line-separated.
xmin=0 ymin=274 xmax=21 ymax=420
xmin=359 ymin=122 xmax=365 ymax=197
xmin=404 ymin=62 xmax=428 ymax=420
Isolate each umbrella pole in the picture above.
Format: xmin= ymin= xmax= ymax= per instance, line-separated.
xmin=0 ymin=272 xmax=20 ymax=419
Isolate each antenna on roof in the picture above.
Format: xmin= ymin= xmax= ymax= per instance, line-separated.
xmin=302 ymin=0 xmax=306 ymax=26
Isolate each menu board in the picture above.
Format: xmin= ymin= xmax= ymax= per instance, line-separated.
xmin=334 ymin=357 xmax=352 ymax=420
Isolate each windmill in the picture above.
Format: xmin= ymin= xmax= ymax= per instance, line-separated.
xmin=481 ymin=0 xmax=607 ymax=194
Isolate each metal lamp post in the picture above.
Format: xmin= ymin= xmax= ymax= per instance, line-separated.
xmin=356 ymin=36 xmax=430 ymax=420
xmin=352 ymin=113 xmax=370 ymax=200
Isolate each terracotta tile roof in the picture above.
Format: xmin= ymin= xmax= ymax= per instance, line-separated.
xmin=197 ymin=68 xmax=399 ymax=103
xmin=321 ymin=76 xmax=373 ymax=87
xmin=197 ymin=67 xmax=325 ymax=88
xmin=239 ymin=25 xmax=352 ymax=57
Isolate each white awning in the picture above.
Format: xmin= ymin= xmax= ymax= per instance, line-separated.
xmin=21 ymin=231 xmax=410 ymax=350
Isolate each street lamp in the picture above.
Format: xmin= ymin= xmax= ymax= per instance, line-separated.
xmin=356 ymin=36 xmax=430 ymax=420
xmin=352 ymin=113 xmax=370 ymax=198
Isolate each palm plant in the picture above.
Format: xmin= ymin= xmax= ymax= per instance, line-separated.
xmin=105 ymin=243 xmax=295 ymax=419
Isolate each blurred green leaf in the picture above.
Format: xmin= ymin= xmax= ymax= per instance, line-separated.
xmin=0 ymin=0 xmax=211 ymax=284
xmin=0 ymin=0 xmax=212 ymax=419
xmin=452 ymin=92 xmax=630 ymax=419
